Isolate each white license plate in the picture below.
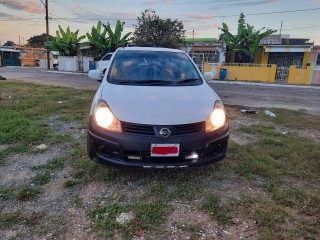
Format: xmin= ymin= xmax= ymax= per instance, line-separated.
xmin=150 ymin=144 xmax=180 ymax=157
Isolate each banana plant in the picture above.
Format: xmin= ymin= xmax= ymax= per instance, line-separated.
xmin=220 ymin=13 xmax=276 ymax=63
xmin=103 ymin=20 xmax=132 ymax=51
xmin=86 ymin=21 xmax=110 ymax=59
xmin=45 ymin=25 xmax=85 ymax=56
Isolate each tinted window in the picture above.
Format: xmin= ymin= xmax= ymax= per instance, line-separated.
xmin=107 ymin=50 xmax=202 ymax=86
xmin=316 ymin=54 xmax=320 ymax=66
xmin=102 ymin=54 xmax=112 ymax=61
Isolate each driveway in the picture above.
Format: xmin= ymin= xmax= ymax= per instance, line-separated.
xmin=1 ymin=66 xmax=320 ymax=114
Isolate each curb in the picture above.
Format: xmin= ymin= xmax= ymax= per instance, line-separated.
xmin=41 ymin=70 xmax=88 ymax=75
xmin=208 ymin=80 xmax=320 ymax=90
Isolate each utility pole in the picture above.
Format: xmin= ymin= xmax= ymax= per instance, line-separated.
xmin=279 ymin=21 xmax=283 ymax=44
xmin=45 ymin=0 xmax=50 ymax=70
xmin=192 ymin=30 xmax=194 ymax=43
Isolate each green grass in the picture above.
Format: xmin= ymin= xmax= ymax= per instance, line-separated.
xmin=63 ymin=179 xmax=80 ymax=188
xmin=0 ymin=81 xmax=93 ymax=145
xmin=1 ymin=82 xmax=320 ymax=239
xmin=90 ymin=201 xmax=169 ymax=239
xmin=31 ymin=172 xmax=51 ymax=185
xmin=16 ymin=185 xmax=42 ymax=200
xmin=0 ymin=186 xmax=14 ymax=200
xmin=202 ymin=195 xmax=231 ymax=224
xmin=0 ymin=210 xmax=24 ymax=230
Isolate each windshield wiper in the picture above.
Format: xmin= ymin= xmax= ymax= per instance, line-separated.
xmin=175 ymin=78 xmax=201 ymax=84
xmin=112 ymin=80 xmax=171 ymax=85
xmin=142 ymin=80 xmax=172 ymax=85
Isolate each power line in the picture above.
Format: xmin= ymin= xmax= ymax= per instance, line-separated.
xmin=46 ymin=6 xmax=320 ymax=21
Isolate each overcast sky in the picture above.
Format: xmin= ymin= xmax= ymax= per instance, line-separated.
xmin=1 ymin=0 xmax=320 ymax=45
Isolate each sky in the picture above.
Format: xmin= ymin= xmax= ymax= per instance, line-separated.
xmin=1 ymin=0 xmax=320 ymax=46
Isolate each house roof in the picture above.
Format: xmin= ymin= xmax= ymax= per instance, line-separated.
xmin=184 ymin=38 xmax=217 ymax=42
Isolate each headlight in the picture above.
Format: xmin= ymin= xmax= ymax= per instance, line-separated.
xmin=93 ymin=101 xmax=121 ymax=132
xmin=205 ymin=100 xmax=227 ymax=132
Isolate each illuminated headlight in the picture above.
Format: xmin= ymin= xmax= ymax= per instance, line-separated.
xmin=93 ymin=101 xmax=121 ymax=132
xmin=205 ymin=100 xmax=227 ymax=132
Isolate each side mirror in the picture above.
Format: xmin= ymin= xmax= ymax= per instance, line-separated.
xmin=88 ymin=70 xmax=103 ymax=82
xmin=203 ymin=72 xmax=214 ymax=81
xmin=203 ymin=67 xmax=217 ymax=81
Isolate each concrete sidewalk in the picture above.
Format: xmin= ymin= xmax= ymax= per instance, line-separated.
xmin=208 ymin=80 xmax=320 ymax=90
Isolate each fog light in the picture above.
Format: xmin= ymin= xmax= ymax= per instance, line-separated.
xmin=185 ymin=152 xmax=199 ymax=160
xmin=127 ymin=155 xmax=141 ymax=160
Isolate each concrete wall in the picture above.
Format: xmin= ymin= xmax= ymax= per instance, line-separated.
xmin=311 ymin=65 xmax=320 ymax=85
xmin=58 ymin=56 xmax=79 ymax=72
xmin=21 ymin=57 xmax=37 ymax=66
xmin=287 ymin=66 xmax=312 ymax=85
xmin=82 ymin=56 xmax=94 ymax=72
xmin=39 ymin=59 xmax=54 ymax=69
xmin=204 ymin=63 xmax=276 ymax=82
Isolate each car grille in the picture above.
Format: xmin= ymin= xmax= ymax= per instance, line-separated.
xmin=121 ymin=122 xmax=155 ymax=136
xmin=121 ymin=122 xmax=204 ymax=136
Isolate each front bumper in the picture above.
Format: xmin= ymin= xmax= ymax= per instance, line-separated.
xmin=87 ymin=119 xmax=229 ymax=168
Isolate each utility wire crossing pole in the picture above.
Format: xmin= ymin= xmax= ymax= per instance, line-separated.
xmin=40 ymin=0 xmax=50 ymax=70
xmin=45 ymin=0 xmax=50 ymax=70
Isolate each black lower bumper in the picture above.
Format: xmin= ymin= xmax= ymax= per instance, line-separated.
xmin=87 ymin=122 xmax=229 ymax=168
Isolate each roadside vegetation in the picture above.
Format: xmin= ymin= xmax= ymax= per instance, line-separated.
xmin=0 ymin=81 xmax=319 ymax=239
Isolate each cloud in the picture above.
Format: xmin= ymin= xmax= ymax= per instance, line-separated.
xmin=69 ymin=11 xmax=137 ymax=27
xmin=0 ymin=0 xmax=43 ymax=13
xmin=0 ymin=12 xmax=12 ymax=17
xmin=181 ymin=13 xmax=213 ymax=21
xmin=210 ymin=0 xmax=283 ymax=10
xmin=75 ymin=3 xmax=84 ymax=11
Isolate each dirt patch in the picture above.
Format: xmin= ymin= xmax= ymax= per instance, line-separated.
xmin=0 ymin=146 xmax=65 ymax=186
xmin=164 ymin=201 xmax=258 ymax=240
xmin=65 ymin=207 xmax=91 ymax=240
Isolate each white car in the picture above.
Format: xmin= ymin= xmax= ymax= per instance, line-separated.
xmin=96 ymin=52 xmax=114 ymax=75
xmin=87 ymin=47 xmax=229 ymax=168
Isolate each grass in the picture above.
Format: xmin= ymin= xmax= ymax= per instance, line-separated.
xmin=90 ymin=201 xmax=169 ymax=239
xmin=0 ymin=186 xmax=14 ymax=200
xmin=0 ymin=81 xmax=93 ymax=145
xmin=16 ymin=185 xmax=42 ymax=200
xmin=202 ymin=195 xmax=231 ymax=224
xmin=0 ymin=210 xmax=24 ymax=230
xmin=63 ymin=179 xmax=80 ymax=188
xmin=1 ymin=81 xmax=320 ymax=239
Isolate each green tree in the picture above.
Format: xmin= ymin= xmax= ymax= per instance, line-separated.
xmin=45 ymin=26 xmax=85 ymax=56
xmin=86 ymin=21 xmax=108 ymax=59
xmin=220 ymin=13 xmax=276 ymax=63
xmin=103 ymin=20 xmax=132 ymax=52
xmin=133 ymin=9 xmax=185 ymax=48
xmin=26 ymin=33 xmax=53 ymax=48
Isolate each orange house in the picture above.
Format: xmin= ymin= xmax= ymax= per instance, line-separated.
xmin=14 ymin=45 xmax=47 ymax=66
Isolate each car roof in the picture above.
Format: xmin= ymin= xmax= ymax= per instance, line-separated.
xmin=117 ymin=46 xmax=184 ymax=53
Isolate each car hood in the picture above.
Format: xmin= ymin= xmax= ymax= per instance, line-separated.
xmin=100 ymin=82 xmax=219 ymax=125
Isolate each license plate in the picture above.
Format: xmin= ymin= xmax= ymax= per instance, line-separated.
xmin=150 ymin=144 xmax=180 ymax=157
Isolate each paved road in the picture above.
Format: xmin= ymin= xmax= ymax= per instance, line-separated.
xmin=1 ymin=67 xmax=320 ymax=114
xmin=0 ymin=67 xmax=100 ymax=90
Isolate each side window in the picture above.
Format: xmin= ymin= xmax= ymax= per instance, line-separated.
xmin=316 ymin=53 xmax=320 ymax=66
xmin=102 ymin=54 xmax=112 ymax=61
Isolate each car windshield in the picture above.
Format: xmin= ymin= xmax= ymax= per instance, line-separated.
xmin=107 ymin=50 xmax=202 ymax=86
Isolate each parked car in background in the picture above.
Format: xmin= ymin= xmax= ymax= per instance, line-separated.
xmin=50 ymin=51 xmax=59 ymax=69
xmin=87 ymin=47 xmax=229 ymax=168
xmin=96 ymin=52 xmax=114 ymax=75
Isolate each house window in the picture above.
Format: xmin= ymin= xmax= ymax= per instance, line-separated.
xmin=316 ymin=53 xmax=320 ymax=66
